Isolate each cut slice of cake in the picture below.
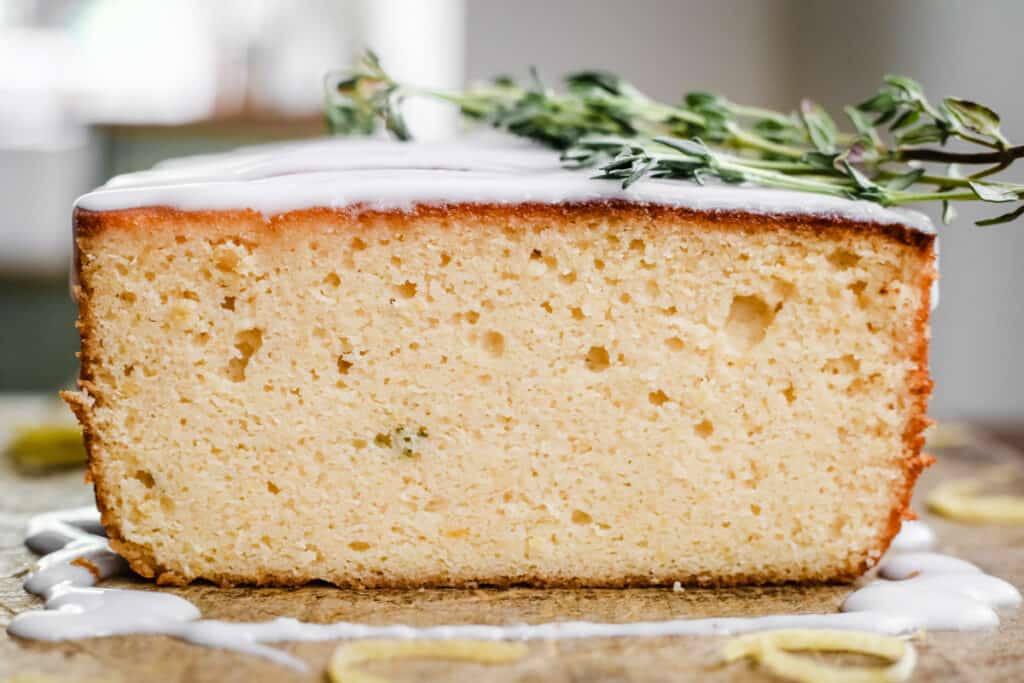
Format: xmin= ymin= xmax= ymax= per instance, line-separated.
xmin=64 ymin=137 xmax=936 ymax=587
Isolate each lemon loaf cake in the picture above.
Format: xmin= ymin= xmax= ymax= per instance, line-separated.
xmin=64 ymin=137 xmax=936 ymax=587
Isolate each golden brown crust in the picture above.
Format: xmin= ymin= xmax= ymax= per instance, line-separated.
xmin=861 ymin=233 xmax=936 ymax=574
xmin=73 ymin=201 xmax=936 ymax=249
xmin=66 ymin=201 xmax=936 ymax=588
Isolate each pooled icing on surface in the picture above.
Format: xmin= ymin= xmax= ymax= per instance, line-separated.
xmin=8 ymin=510 xmax=1018 ymax=672
xmin=75 ymin=136 xmax=935 ymax=235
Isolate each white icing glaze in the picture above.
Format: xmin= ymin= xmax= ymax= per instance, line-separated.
xmin=74 ymin=136 xmax=935 ymax=235
xmin=8 ymin=510 xmax=1018 ymax=672
xmin=888 ymin=519 xmax=938 ymax=553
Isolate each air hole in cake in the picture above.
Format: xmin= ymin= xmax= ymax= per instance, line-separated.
xmin=584 ymin=346 xmax=611 ymax=372
xmin=783 ymin=384 xmax=797 ymax=404
xmin=483 ymin=331 xmax=505 ymax=357
xmin=391 ymin=256 xmax=402 ymax=267
xmin=220 ymin=296 xmax=236 ymax=311
xmin=828 ymin=248 xmax=861 ymax=270
xmin=571 ymin=509 xmax=593 ymax=524
xmin=725 ymin=294 xmax=775 ymax=350
xmin=439 ymin=252 xmax=451 ymax=266
xmin=132 ymin=470 xmax=155 ymax=489
xmin=119 ymin=291 xmax=137 ymax=304
xmin=662 ymin=305 xmax=678 ymax=316
xmin=337 ymin=355 xmax=353 ymax=375
xmin=394 ymin=281 xmax=417 ymax=299
xmin=646 ymin=279 xmax=660 ymax=298
xmin=629 ymin=238 xmax=645 ymax=252
xmin=227 ymin=328 xmax=263 ymax=382
xmin=594 ymin=258 xmax=605 ymax=271
xmin=465 ymin=311 xmax=480 ymax=324
xmin=648 ymin=390 xmax=670 ymax=406
xmin=571 ymin=307 xmax=585 ymax=321
xmin=352 ymin=439 xmax=368 ymax=449
xmin=750 ymin=504 xmax=762 ymax=516
xmin=823 ymin=354 xmax=860 ymax=375
xmin=540 ymin=301 xmax=553 ymax=314
xmin=695 ymin=419 xmax=715 ymax=438
xmin=619 ymin=292 xmax=631 ymax=304
xmin=351 ymin=237 xmax=367 ymax=251
xmin=214 ymin=250 xmax=240 ymax=274
xmin=266 ymin=481 xmax=280 ymax=495
xmin=560 ymin=271 xmax=577 ymax=284
xmin=665 ymin=337 xmax=684 ymax=352
xmin=350 ymin=540 xmax=371 ymax=552
xmin=424 ymin=497 xmax=448 ymax=512
xmin=323 ymin=272 xmax=341 ymax=287
xmin=123 ymin=364 xmax=135 ymax=376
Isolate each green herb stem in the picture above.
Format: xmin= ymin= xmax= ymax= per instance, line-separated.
xmin=325 ymin=52 xmax=1024 ymax=226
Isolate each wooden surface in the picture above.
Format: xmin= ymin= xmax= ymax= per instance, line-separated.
xmin=1 ymin=396 xmax=1023 ymax=682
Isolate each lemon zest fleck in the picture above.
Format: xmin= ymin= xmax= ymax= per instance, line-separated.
xmin=327 ymin=639 xmax=528 ymax=683
xmin=723 ymin=629 xmax=917 ymax=683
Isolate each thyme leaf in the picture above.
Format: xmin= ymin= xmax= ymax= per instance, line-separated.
xmin=325 ymin=52 xmax=1024 ymax=226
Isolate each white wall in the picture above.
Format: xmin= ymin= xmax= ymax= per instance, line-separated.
xmin=467 ymin=0 xmax=1024 ymax=420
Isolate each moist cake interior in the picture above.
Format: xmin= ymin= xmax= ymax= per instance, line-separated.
xmin=69 ymin=203 xmax=933 ymax=586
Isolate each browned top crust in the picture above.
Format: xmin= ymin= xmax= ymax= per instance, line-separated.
xmin=74 ymin=200 xmax=936 ymax=247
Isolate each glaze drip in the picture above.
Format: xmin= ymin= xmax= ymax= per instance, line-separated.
xmin=8 ymin=511 xmax=1017 ymax=672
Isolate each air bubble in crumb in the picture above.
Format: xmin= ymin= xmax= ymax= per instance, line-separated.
xmin=571 ymin=509 xmax=593 ymax=524
xmin=394 ymin=281 xmax=417 ymax=299
xmin=585 ymin=346 xmax=610 ymax=372
xmin=227 ymin=328 xmax=263 ymax=381
xmin=483 ymin=331 xmax=505 ymax=357
xmin=725 ymin=294 xmax=775 ymax=350
xmin=648 ymin=390 xmax=670 ymax=406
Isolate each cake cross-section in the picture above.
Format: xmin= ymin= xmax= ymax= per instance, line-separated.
xmin=64 ymin=137 xmax=935 ymax=587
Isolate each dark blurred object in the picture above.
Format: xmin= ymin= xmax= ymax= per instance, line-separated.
xmin=0 ymin=278 xmax=79 ymax=390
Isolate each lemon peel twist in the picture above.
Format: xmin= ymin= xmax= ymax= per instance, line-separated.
xmin=723 ymin=629 xmax=917 ymax=683
xmin=327 ymin=639 xmax=528 ymax=683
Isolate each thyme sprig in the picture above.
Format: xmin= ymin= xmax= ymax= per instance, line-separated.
xmin=325 ymin=51 xmax=1024 ymax=225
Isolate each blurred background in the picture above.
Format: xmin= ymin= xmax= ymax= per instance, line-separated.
xmin=0 ymin=0 xmax=1021 ymax=422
